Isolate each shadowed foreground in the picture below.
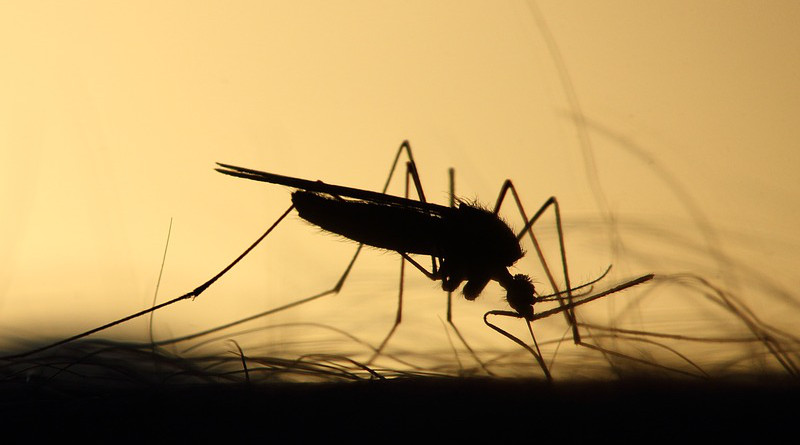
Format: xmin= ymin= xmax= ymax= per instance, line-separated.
xmin=1 ymin=341 xmax=796 ymax=441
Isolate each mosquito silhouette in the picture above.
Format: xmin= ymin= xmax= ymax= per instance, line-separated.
xmin=2 ymin=141 xmax=653 ymax=380
xmin=216 ymin=141 xmax=653 ymax=378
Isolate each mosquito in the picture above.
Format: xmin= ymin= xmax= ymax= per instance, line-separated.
xmin=2 ymin=141 xmax=653 ymax=380
xmin=215 ymin=141 xmax=654 ymax=378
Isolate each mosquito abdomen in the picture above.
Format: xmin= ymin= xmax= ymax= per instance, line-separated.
xmin=291 ymin=191 xmax=446 ymax=256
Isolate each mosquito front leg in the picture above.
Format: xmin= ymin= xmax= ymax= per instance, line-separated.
xmin=494 ymin=181 xmax=578 ymax=341
xmin=492 ymin=183 xmax=700 ymax=378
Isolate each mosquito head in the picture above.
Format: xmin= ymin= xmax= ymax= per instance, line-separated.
xmin=504 ymin=274 xmax=536 ymax=321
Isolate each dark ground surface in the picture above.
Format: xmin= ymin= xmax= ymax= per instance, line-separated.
xmin=2 ymin=375 xmax=797 ymax=442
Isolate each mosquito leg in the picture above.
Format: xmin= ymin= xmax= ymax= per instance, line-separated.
xmin=494 ymin=182 xmax=610 ymax=377
xmin=0 ymin=204 xmax=296 ymax=361
xmin=146 ymin=142 xmax=435 ymax=367
xmin=367 ymin=155 xmax=435 ymax=365
xmin=366 ymin=249 xmax=406 ymax=365
xmin=365 ymin=146 xmax=490 ymax=374
xmin=383 ymin=140 xmax=424 ymax=198
xmin=406 ymin=165 xmax=492 ymax=374
xmin=387 ymin=140 xmax=439 ymax=274
xmin=495 ymin=182 xmax=620 ymax=377
xmin=439 ymin=167 xmax=492 ymax=372
xmin=308 ymin=141 xmax=430 ymax=295
xmin=485 ymin=272 xmax=715 ymax=380
xmin=483 ymin=311 xmax=552 ymax=381
xmin=5 ymin=144 xmax=432 ymax=364
xmin=447 ymin=168 xmax=455 ymax=321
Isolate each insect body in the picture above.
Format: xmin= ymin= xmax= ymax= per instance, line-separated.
xmin=1 ymin=141 xmax=657 ymax=382
xmin=215 ymin=163 xmax=538 ymax=320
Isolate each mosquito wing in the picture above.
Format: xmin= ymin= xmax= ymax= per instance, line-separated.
xmin=216 ymin=162 xmax=451 ymax=214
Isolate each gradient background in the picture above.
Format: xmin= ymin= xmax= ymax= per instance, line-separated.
xmin=1 ymin=1 xmax=798 ymax=378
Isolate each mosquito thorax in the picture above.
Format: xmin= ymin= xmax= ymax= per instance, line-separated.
xmin=504 ymin=274 xmax=536 ymax=321
xmin=454 ymin=203 xmax=524 ymax=267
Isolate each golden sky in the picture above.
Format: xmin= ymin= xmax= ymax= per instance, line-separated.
xmin=1 ymin=1 xmax=798 ymax=376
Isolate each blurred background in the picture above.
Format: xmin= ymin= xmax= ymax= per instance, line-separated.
xmin=1 ymin=1 xmax=798 ymax=380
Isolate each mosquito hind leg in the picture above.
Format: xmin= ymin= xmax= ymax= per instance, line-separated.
xmin=181 ymin=142 xmax=436 ymax=368
xmin=0 ymin=204 xmax=297 ymax=361
xmin=198 ymin=141 xmax=435 ymax=367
